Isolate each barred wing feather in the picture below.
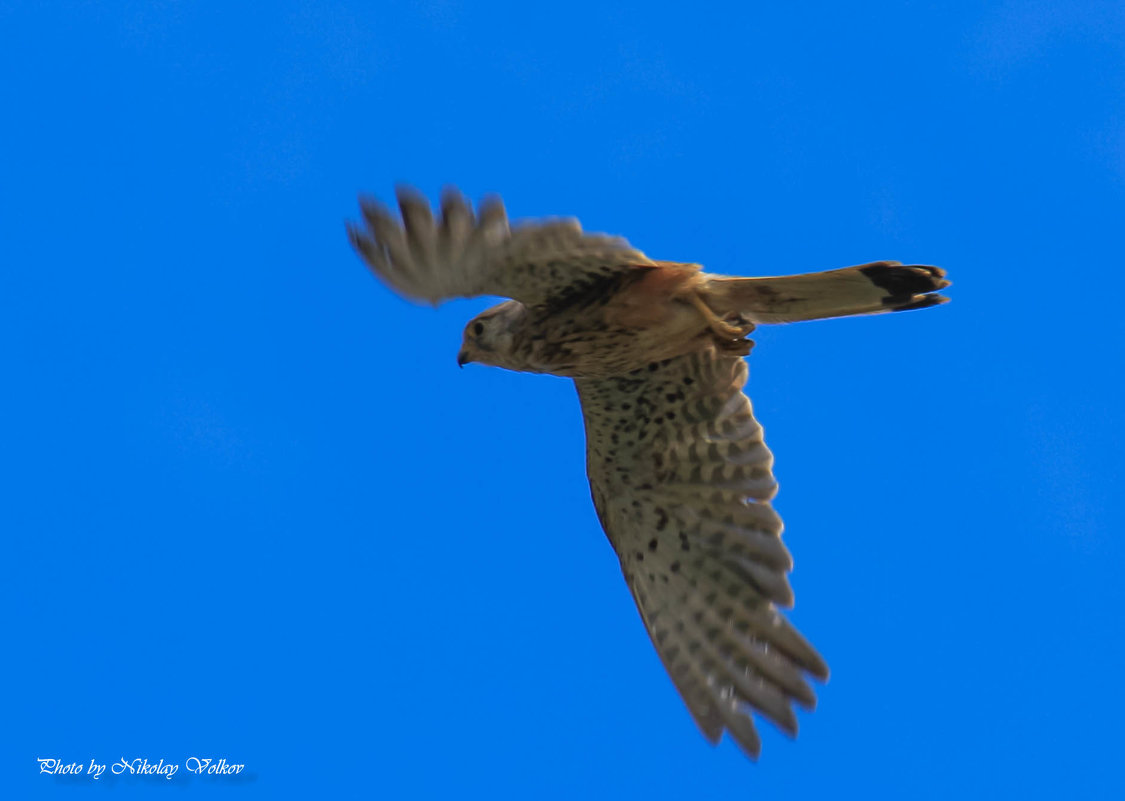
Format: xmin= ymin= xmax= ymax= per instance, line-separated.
xmin=348 ymin=186 xmax=651 ymax=308
xmin=575 ymin=350 xmax=828 ymax=759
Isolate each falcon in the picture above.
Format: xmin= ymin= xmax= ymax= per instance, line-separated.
xmin=347 ymin=186 xmax=949 ymax=759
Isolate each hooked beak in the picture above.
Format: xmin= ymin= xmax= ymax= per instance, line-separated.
xmin=457 ymin=349 xmax=471 ymax=368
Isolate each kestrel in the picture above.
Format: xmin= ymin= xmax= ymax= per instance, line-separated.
xmin=348 ymin=187 xmax=949 ymax=759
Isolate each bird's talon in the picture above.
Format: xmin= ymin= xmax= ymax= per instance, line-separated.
xmin=690 ymin=293 xmax=754 ymax=339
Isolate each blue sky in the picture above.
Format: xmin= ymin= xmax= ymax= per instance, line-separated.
xmin=3 ymin=1 xmax=1123 ymax=798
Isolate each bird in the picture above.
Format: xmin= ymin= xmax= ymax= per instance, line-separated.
xmin=347 ymin=186 xmax=949 ymax=760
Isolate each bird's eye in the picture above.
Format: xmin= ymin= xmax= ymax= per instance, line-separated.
xmin=472 ymin=322 xmax=485 ymax=336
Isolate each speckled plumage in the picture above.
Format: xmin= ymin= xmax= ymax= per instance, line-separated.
xmin=348 ymin=186 xmax=950 ymax=759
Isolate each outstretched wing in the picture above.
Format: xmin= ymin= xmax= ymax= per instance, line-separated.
xmin=348 ymin=186 xmax=652 ymax=308
xmin=575 ymin=350 xmax=828 ymax=760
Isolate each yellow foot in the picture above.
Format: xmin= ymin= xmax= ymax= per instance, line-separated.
xmin=689 ymin=293 xmax=755 ymax=339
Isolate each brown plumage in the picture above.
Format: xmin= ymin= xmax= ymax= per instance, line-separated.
xmin=348 ymin=185 xmax=949 ymax=759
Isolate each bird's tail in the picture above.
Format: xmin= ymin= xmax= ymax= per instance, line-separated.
xmin=705 ymin=262 xmax=950 ymax=325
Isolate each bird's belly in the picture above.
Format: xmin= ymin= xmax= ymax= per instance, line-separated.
xmin=518 ymin=305 xmax=707 ymax=378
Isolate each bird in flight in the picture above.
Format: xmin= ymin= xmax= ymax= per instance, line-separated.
xmin=348 ymin=186 xmax=949 ymax=760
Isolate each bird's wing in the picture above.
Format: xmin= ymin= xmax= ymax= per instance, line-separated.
xmin=574 ymin=349 xmax=828 ymax=760
xmin=348 ymin=186 xmax=652 ymax=308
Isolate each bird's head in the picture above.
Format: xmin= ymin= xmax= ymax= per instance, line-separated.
xmin=457 ymin=300 xmax=525 ymax=369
